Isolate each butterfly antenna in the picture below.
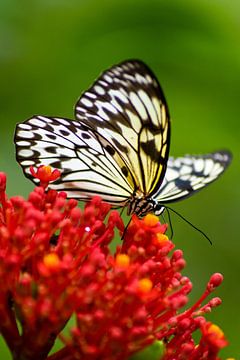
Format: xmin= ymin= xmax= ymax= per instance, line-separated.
xmin=121 ymin=217 xmax=131 ymax=240
xmin=164 ymin=207 xmax=174 ymax=239
xmin=164 ymin=205 xmax=212 ymax=245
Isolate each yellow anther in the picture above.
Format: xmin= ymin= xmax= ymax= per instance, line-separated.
xmin=43 ymin=253 xmax=61 ymax=269
xmin=138 ymin=278 xmax=153 ymax=293
xmin=156 ymin=233 xmax=169 ymax=244
xmin=116 ymin=254 xmax=130 ymax=267
xmin=208 ymin=324 xmax=224 ymax=338
xmin=143 ymin=214 xmax=159 ymax=227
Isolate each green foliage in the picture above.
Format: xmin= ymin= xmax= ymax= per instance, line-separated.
xmin=130 ymin=341 xmax=165 ymax=360
xmin=0 ymin=0 xmax=239 ymax=358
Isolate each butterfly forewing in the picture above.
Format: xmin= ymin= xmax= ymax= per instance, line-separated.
xmin=154 ymin=151 xmax=232 ymax=203
xmin=75 ymin=60 xmax=170 ymax=195
xmin=15 ymin=116 xmax=134 ymax=205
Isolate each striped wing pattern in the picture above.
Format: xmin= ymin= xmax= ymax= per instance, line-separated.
xmin=75 ymin=60 xmax=170 ymax=195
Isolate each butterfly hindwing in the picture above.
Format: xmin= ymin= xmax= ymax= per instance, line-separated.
xmin=15 ymin=115 xmax=135 ymax=205
xmin=75 ymin=60 xmax=170 ymax=195
xmin=154 ymin=151 xmax=232 ymax=203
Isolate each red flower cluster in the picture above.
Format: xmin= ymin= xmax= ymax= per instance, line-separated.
xmin=0 ymin=168 xmax=229 ymax=360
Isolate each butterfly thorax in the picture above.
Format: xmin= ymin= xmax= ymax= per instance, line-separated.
xmin=128 ymin=193 xmax=165 ymax=217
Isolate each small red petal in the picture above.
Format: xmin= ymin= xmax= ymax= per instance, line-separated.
xmin=0 ymin=172 xmax=7 ymax=192
xmin=207 ymin=273 xmax=223 ymax=291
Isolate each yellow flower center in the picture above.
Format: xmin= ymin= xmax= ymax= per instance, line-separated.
xmin=41 ymin=165 xmax=52 ymax=175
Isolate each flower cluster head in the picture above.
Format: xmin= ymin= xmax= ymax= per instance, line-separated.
xmin=0 ymin=167 xmax=229 ymax=360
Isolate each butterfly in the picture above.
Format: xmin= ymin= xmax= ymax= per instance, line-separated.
xmin=14 ymin=59 xmax=231 ymax=217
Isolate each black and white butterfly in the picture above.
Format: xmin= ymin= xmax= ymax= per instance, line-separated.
xmin=14 ymin=60 xmax=231 ymax=217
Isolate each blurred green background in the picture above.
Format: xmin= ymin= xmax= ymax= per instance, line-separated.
xmin=0 ymin=0 xmax=239 ymax=358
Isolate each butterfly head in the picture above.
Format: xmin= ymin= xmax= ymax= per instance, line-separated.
xmin=152 ymin=202 xmax=165 ymax=216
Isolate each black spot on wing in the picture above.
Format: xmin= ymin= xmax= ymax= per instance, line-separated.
xmin=45 ymin=124 xmax=55 ymax=132
xmin=112 ymin=138 xmax=129 ymax=153
xmin=105 ymin=145 xmax=115 ymax=155
xmin=68 ymin=124 xmax=79 ymax=133
xmin=46 ymin=134 xmax=57 ymax=140
xmin=82 ymin=133 xmax=91 ymax=139
xmin=60 ymin=129 xmax=70 ymax=136
xmin=80 ymin=124 xmax=91 ymax=132
xmin=140 ymin=139 xmax=159 ymax=162
xmin=175 ymin=179 xmax=193 ymax=192
xmin=30 ymin=132 xmax=42 ymax=141
xmin=194 ymin=170 xmax=205 ymax=177
xmin=51 ymin=161 xmax=62 ymax=169
xmin=45 ymin=146 xmax=58 ymax=154
xmin=121 ymin=166 xmax=128 ymax=177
